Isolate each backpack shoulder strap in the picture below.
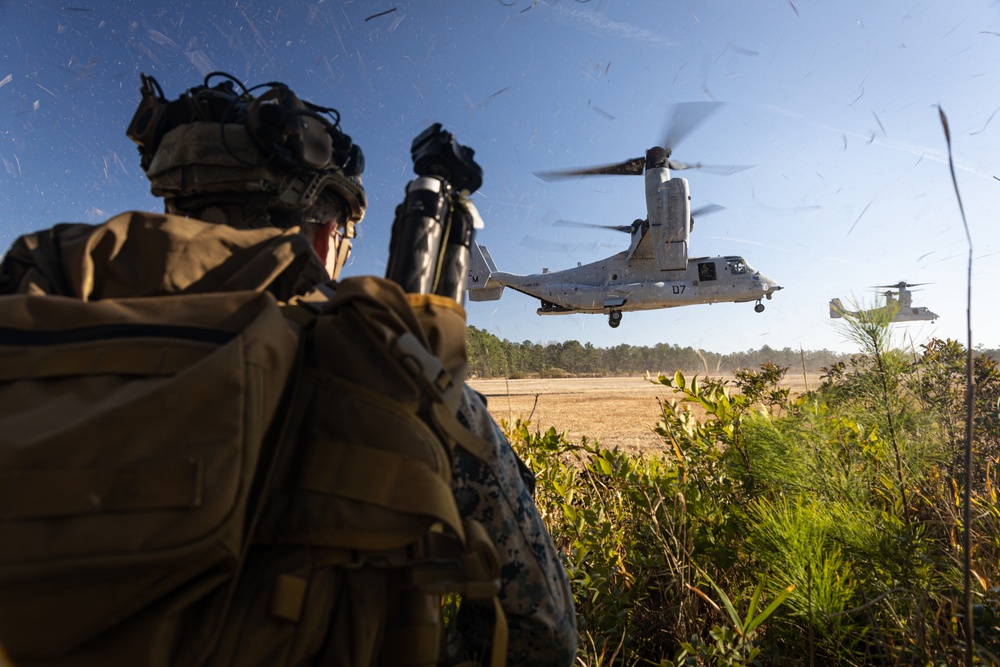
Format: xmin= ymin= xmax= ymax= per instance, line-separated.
xmin=289 ymin=278 xmax=494 ymax=461
xmin=278 ymin=276 xmax=508 ymax=665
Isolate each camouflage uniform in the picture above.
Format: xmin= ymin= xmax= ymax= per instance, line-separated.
xmin=450 ymin=388 xmax=578 ymax=666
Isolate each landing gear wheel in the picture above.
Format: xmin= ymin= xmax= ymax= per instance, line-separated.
xmin=754 ymin=302 xmax=765 ymax=313
xmin=608 ymin=309 xmax=623 ymax=328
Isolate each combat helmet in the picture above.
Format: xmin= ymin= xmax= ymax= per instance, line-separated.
xmin=126 ymin=72 xmax=366 ymax=237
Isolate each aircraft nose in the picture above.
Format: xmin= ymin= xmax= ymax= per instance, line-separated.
xmin=760 ymin=273 xmax=779 ymax=288
xmin=761 ymin=276 xmax=782 ymax=298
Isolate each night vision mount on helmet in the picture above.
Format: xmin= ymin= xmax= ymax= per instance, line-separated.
xmin=126 ymin=72 xmax=367 ymax=225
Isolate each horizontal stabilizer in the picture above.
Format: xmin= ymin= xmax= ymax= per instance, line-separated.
xmin=469 ymin=286 xmax=505 ymax=301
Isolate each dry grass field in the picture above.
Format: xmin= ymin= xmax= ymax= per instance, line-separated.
xmin=468 ymin=372 xmax=820 ymax=454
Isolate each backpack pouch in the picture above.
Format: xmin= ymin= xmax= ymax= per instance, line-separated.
xmin=0 ymin=291 xmax=299 ymax=663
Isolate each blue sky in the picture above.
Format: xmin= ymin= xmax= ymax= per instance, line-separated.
xmin=1 ymin=0 xmax=998 ymax=355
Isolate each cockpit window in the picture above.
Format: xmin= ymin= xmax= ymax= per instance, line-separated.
xmin=727 ymin=259 xmax=747 ymax=275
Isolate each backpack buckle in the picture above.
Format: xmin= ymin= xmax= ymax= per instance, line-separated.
xmin=392 ymin=332 xmax=452 ymax=401
xmin=294 ymin=282 xmax=338 ymax=313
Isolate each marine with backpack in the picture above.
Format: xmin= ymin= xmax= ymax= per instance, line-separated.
xmin=0 ymin=211 xmax=504 ymax=666
xmin=0 ymin=73 xmax=577 ymax=666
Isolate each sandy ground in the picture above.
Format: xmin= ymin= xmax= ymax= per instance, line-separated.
xmin=468 ymin=375 xmax=686 ymax=453
xmin=467 ymin=373 xmax=819 ymax=453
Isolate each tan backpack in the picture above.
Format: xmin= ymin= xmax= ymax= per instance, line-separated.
xmin=0 ymin=272 xmax=506 ymax=666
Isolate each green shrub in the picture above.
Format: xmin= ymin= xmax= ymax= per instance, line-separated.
xmin=504 ymin=326 xmax=1000 ymax=664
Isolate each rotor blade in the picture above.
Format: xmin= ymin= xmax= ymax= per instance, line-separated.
xmin=872 ymin=281 xmax=932 ymax=289
xmin=553 ymin=219 xmax=633 ymax=234
xmin=534 ymin=156 xmax=646 ymax=181
xmin=691 ymin=203 xmax=726 ymax=218
xmin=519 ymin=235 xmax=607 ymax=255
xmin=668 ymin=159 xmax=754 ymax=175
xmin=661 ymin=101 xmax=726 ymax=152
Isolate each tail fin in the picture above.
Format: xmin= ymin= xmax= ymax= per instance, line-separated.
xmin=829 ymin=298 xmax=845 ymax=319
xmin=466 ymin=244 xmax=505 ymax=302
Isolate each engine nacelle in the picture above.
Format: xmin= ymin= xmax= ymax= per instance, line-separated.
xmin=645 ymin=168 xmax=690 ymax=271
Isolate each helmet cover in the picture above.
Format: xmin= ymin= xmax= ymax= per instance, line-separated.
xmin=127 ymin=72 xmax=366 ymax=225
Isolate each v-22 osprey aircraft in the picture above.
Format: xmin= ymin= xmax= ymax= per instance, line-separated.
xmin=829 ymin=281 xmax=939 ymax=323
xmin=465 ymin=102 xmax=783 ymax=328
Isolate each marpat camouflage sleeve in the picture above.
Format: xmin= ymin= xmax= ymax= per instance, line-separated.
xmin=448 ymin=386 xmax=577 ymax=667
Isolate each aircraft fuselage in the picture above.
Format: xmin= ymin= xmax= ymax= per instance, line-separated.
xmin=486 ymin=251 xmax=780 ymax=315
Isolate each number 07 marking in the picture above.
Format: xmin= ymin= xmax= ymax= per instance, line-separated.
xmin=672 ymin=285 xmax=685 ymax=294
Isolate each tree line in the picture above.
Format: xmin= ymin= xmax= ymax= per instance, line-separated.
xmin=466 ymin=325 xmax=857 ymax=378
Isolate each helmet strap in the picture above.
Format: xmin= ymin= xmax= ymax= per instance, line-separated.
xmin=330 ymin=220 xmax=354 ymax=280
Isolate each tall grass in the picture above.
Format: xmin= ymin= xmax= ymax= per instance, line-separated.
xmin=506 ymin=318 xmax=1000 ymax=664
